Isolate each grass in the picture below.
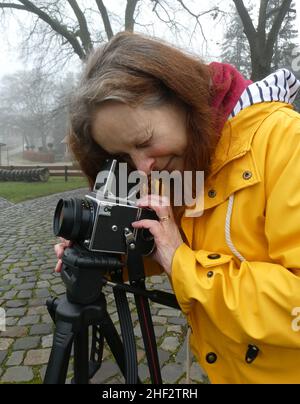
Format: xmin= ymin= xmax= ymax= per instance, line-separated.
xmin=0 ymin=176 xmax=89 ymax=203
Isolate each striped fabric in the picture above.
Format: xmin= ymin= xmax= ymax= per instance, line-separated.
xmin=229 ymin=69 xmax=300 ymax=119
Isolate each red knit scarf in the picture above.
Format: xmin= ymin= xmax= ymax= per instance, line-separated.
xmin=209 ymin=62 xmax=252 ymax=130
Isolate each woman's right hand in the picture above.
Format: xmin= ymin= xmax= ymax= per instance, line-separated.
xmin=54 ymin=238 xmax=73 ymax=273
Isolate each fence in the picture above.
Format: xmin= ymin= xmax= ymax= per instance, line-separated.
xmin=0 ymin=165 xmax=84 ymax=182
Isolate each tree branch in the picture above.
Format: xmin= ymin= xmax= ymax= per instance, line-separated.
xmin=8 ymin=0 xmax=86 ymax=60
xmin=151 ymin=0 xmax=176 ymax=28
xmin=232 ymin=0 xmax=257 ymax=43
xmin=94 ymin=0 xmax=114 ymax=39
xmin=257 ymin=0 xmax=268 ymax=46
xmin=0 ymin=2 xmax=25 ymax=11
xmin=266 ymin=0 xmax=292 ymax=53
xmin=67 ymin=0 xmax=93 ymax=53
xmin=266 ymin=5 xmax=295 ymax=19
xmin=176 ymin=0 xmax=218 ymax=19
xmin=175 ymin=0 xmax=220 ymax=43
xmin=125 ymin=0 xmax=139 ymax=32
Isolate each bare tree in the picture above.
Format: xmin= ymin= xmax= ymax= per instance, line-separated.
xmin=1 ymin=1 xmax=295 ymax=81
xmin=232 ymin=0 xmax=295 ymax=80
xmin=0 ymin=69 xmax=75 ymax=151
xmin=0 ymin=0 xmax=220 ymax=65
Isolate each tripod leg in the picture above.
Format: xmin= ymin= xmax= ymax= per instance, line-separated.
xmin=44 ymin=321 xmax=74 ymax=384
xmin=134 ymin=285 xmax=162 ymax=384
xmin=113 ymin=287 xmax=138 ymax=384
xmin=126 ymin=250 xmax=162 ymax=384
xmin=73 ymin=327 xmax=90 ymax=384
xmin=101 ymin=313 xmax=127 ymax=378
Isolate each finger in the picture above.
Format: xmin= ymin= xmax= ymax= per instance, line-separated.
xmin=54 ymin=244 xmax=65 ymax=259
xmin=62 ymin=240 xmax=72 ymax=248
xmin=137 ymin=196 xmax=173 ymax=220
xmin=59 ymin=238 xmax=72 ymax=247
xmin=132 ymin=219 xmax=162 ymax=238
xmin=54 ymin=240 xmax=72 ymax=258
xmin=59 ymin=237 xmax=72 ymax=247
xmin=54 ymin=259 xmax=62 ymax=273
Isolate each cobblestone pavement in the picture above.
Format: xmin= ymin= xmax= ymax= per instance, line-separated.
xmin=0 ymin=190 xmax=208 ymax=384
xmin=0 ymin=197 xmax=13 ymax=210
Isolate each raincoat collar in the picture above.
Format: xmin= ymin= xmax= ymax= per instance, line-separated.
xmin=210 ymin=101 xmax=293 ymax=177
xmin=210 ymin=67 xmax=300 ymax=176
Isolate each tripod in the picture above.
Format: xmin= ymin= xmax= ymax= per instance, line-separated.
xmin=44 ymin=243 xmax=180 ymax=384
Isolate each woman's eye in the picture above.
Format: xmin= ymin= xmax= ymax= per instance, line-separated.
xmin=136 ymin=143 xmax=147 ymax=149
xmin=136 ymin=135 xmax=153 ymax=149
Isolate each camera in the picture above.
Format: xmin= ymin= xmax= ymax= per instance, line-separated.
xmin=53 ymin=159 xmax=158 ymax=256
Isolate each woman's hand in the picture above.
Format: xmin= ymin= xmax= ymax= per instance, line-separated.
xmin=54 ymin=238 xmax=72 ymax=273
xmin=132 ymin=195 xmax=184 ymax=276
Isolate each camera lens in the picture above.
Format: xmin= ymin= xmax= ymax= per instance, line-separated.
xmin=58 ymin=209 xmax=64 ymax=229
xmin=53 ymin=198 xmax=94 ymax=241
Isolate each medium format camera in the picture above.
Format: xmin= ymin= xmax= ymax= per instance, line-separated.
xmin=53 ymin=159 xmax=157 ymax=256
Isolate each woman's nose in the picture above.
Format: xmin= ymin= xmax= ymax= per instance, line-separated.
xmin=132 ymin=154 xmax=155 ymax=175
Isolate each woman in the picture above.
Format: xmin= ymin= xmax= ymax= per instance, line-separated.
xmin=55 ymin=32 xmax=300 ymax=384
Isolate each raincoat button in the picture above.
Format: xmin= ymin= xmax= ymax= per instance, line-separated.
xmin=206 ymin=352 xmax=217 ymax=364
xmin=207 ymin=253 xmax=221 ymax=260
xmin=207 ymin=271 xmax=214 ymax=278
xmin=208 ymin=189 xmax=217 ymax=198
xmin=243 ymin=171 xmax=253 ymax=180
xmin=245 ymin=344 xmax=260 ymax=364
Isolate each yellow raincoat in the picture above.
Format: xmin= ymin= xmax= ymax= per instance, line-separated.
xmin=171 ymin=102 xmax=300 ymax=384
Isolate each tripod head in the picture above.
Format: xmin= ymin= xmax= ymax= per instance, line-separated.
xmin=61 ymin=243 xmax=124 ymax=305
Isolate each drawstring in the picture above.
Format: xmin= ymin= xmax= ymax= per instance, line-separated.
xmin=225 ymin=195 xmax=246 ymax=262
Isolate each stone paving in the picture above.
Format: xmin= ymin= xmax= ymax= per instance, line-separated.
xmin=0 ymin=190 xmax=208 ymax=384
xmin=0 ymin=197 xmax=13 ymax=210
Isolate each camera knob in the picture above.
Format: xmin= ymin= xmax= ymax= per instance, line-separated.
xmin=124 ymin=228 xmax=136 ymax=251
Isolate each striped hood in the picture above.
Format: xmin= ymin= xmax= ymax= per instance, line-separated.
xmin=230 ymin=69 xmax=300 ymax=119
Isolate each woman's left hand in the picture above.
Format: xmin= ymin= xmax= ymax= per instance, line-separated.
xmin=131 ymin=195 xmax=184 ymax=276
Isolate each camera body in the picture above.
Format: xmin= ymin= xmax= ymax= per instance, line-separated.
xmin=54 ymin=159 xmax=157 ymax=256
xmin=84 ymin=193 xmax=155 ymax=255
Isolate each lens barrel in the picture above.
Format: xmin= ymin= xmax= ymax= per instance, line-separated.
xmin=53 ymin=198 xmax=94 ymax=241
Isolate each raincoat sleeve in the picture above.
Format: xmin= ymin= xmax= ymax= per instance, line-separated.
xmin=171 ymin=111 xmax=300 ymax=348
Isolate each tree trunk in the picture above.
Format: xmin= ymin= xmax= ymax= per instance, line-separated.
xmin=125 ymin=0 xmax=139 ymax=32
xmin=233 ymin=0 xmax=293 ymax=80
xmin=250 ymin=57 xmax=272 ymax=81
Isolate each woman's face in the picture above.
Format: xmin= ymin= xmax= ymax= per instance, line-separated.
xmin=91 ymin=101 xmax=188 ymax=175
